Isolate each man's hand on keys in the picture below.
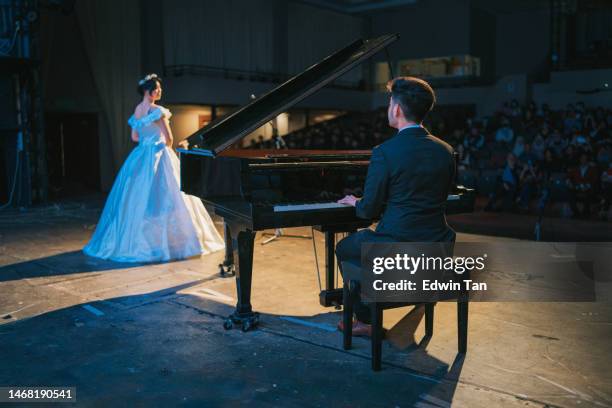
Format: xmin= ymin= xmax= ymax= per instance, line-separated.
xmin=337 ymin=195 xmax=358 ymax=207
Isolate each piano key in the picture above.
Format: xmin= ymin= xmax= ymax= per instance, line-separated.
xmin=273 ymin=202 xmax=351 ymax=212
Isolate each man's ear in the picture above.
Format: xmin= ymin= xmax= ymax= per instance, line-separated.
xmin=394 ymin=103 xmax=402 ymax=119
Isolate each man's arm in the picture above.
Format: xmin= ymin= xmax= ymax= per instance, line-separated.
xmin=355 ymin=146 xmax=389 ymax=219
xmin=447 ymin=149 xmax=457 ymax=194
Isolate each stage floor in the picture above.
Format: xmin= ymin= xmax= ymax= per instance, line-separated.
xmin=1 ymin=200 xmax=611 ymax=407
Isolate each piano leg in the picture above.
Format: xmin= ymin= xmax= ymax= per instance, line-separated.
xmin=325 ymin=231 xmax=335 ymax=292
xmin=223 ymin=228 xmax=259 ymax=332
xmin=219 ymin=222 xmax=235 ymax=277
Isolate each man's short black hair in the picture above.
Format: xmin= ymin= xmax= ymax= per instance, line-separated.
xmin=386 ymin=76 xmax=436 ymax=123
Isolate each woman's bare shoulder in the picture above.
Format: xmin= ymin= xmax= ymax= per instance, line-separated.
xmin=133 ymin=103 xmax=148 ymax=119
xmin=152 ymin=104 xmax=170 ymax=120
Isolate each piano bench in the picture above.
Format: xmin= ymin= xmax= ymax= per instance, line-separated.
xmin=341 ymin=262 xmax=468 ymax=372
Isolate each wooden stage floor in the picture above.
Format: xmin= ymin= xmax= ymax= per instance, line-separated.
xmin=0 ymin=198 xmax=611 ymax=407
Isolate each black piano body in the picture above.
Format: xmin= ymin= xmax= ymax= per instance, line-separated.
xmin=179 ymin=34 xmax=476 ymax=332
xmin=181 ymin=148 xmax=374 ymax=230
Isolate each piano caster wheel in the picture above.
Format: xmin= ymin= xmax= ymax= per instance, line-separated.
xmin=241 ymin=314 xmax=259 ymax=332
xmin=223 ymin=312 xmax=258 ymax=331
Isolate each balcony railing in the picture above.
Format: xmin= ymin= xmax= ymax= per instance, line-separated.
xmin=163 ymin=64 xmax=367 ymax=91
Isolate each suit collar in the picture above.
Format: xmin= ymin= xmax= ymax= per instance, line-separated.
xmin=396 ymin=126 xmax=429 ymax=137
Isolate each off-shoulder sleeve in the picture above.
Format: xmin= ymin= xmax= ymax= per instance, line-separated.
xmin=127 ymin=114 xmax=139 ymax=129
xmin=127 ymin=107 xmax=166 ymax=129
xmin=157 ymin=106 xmax=172 ymax=120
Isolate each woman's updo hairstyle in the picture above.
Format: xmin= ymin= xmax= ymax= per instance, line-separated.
xmin=137 ymin=73 xmax=161 ymax=96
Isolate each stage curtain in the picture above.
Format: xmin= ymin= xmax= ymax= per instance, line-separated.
xmin=287 ymin=3 xmax=365 ymax=84
xmin=75 ymin=0 xmax=142 ymax=184
xmin=162 ymin=0 xmax=275 ymax=74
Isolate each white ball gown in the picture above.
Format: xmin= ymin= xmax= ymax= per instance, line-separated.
xmin=83 ymin=105 xmax=224 ymax=262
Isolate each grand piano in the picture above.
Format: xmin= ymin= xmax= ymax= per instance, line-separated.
xmin=178 ymin=34 xmax=476 ymax=332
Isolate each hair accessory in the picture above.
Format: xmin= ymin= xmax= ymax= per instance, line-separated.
xmin=138 ymin=73 xmax=158 ymax=86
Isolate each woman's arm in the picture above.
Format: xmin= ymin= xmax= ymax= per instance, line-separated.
xmin=131 ymin=129 xmax=139 ymax=142
xmin=159 ymin=117 xmax=174 ymax=147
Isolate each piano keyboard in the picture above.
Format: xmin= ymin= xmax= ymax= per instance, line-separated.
xmin=273 ymin=195 xmax=462 ymax=212
xmin=273 ymin=202 xmax=350 ymax=212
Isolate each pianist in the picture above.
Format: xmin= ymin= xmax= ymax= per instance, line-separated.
xmin=336 ymin=76 xmax=456 ymax=336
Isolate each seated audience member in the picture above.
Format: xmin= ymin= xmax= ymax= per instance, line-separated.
xmin=567 ymin=153 xmax=599 ymax=218
xmin=563 ymin=105 xmax=577 ymax=130
xmin=464 ymin=126 xmax=485 ymax=151
xmin=536 ymin=149 xmax=562 ymax=213
xmin=512 ymin=136 xmax=526 ymax=157
xmin=590 ymin=120 xmax=608 ymax=143
xmin=584 ymin=111 xmax=597 ymax=130
xmin=501 ymin=101 xmax=512 ymax=117
xmin=522 ymin=108 xmax=536 ymax=132
xmin=485 ymin=153 xmax=518 ymax=211
xmin=596 ymin=145 xmax=611 ymax=166
xmin=495 ymin=118 xmax=514 ymax=145
xmin=517 ymin=159 xmax=540 ymax=211
xmin=509 ymin=99 xmax=521 ymax=118
xmin=569 ymin=128 xmax=589 ymax=147
xmin=519 ymin=143 xmax=537 ymax=165
xmin=540 ymin=148 xmax=562 ymax=177
xmin=449 ymin=129 xmax=464 ymax=147
xmin=455 ymin=143 xmax=471 ymax=170
xmin=531 ymin=133 xmax=547 ymax=160
xmin=561 ymin=145 xmax=579 ymax=169
xmin=546 ymin=129 xmax=567 ymax=156
xmin=600 ymin=162 xmax=612 ymax=220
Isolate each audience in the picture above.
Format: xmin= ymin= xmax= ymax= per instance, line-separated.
xmin=251 ymin=100 xmax=612 ymax=220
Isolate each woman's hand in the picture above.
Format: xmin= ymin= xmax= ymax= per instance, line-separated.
xmin=178 ymin=139 xmax=189 ymax=149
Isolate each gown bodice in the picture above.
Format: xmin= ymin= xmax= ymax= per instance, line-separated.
xmin=127 ymin=106 xmax=172 ymax=147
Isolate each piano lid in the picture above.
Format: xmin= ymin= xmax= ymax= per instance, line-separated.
xmin=187 ymin=34 xmax=399 ymax=157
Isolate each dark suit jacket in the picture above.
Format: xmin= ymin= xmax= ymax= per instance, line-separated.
xmin=355 ymin=126 xmax=456 ymax=242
